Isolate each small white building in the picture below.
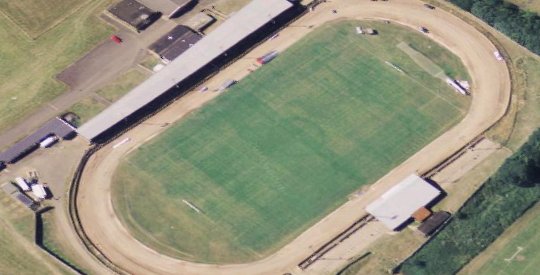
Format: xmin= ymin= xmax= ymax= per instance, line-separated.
xmin=14 ymin=177 xmax=30 ymax=191
xmin=366 ymin=174 xmax=441 ymax=230
xmin=31 ymin=184 xmax=47 ymax=200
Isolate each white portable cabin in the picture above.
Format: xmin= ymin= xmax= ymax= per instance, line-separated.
xmin=31 ymin=184 xmax=47 ymax=200
xmin=14 ymin=177 xmax=30 ymax=191
xmin=445 ymin=78 xmax=469 ymax=95
xmin=39 ymin=136 xmax=58 ymax=148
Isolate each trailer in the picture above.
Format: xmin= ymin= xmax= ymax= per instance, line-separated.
xmin=14 ymin=177 xmax=30 ymax=191
xmin=445 ymin=78 xmax=469 ymax=95
xmin=39 ymin=135 xmax=58 ymax=148
xmin=256 ymin=50 xmax=279 ymax=65
xmin=31 ymin=184 xmax=47 ymax=200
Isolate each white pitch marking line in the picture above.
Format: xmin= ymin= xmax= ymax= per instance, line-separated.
xmin=504 ymin=246 xmax=524 ymax=262
xmin=182 ymin=199 xmax=202 ymax=214
xmin=112 ymin=138 xmax=131 ymax=149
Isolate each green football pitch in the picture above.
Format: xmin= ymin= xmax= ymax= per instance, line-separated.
xmin=112 ymin=21 xmax=469 ymax=263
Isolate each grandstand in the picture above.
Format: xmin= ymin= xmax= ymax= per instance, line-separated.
xmin=366 ymin=174 xmax=442 ymax=230
xmin=78 ymin=0 xmax=295 ymax=142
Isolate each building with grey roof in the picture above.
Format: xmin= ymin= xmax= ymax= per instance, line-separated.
xmin=78 ymin=0 xmax=295 ymax=142
xmin=137 ymin=0 xmax=196 ymax=18
xmin=108 ymin=0 xmax=161 ymax=31
xmin=0 ymin=117 xmax=76 ymax=164
xmin=366 ymin=174 xmax=442 ymax=230
xmin=150 ymin=25 xmax=202 ymax=63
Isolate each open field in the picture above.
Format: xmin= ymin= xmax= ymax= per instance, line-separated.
xmin=0 ymin=0 xmax=85 ymax=38
xmin=506 ymin=0 xmax=540 ymax=14
xmin=0 ymin=0 xmax=112 ymax=133
xmin=40 ymin=210 xmax=90 ymax=274
xmin=0 ymin=192 xmax=68 ymax=274
xmin=112 ymin=20 xmax=469 ymax=263
xmin=0 ymin=221 xmax=68 ymax=275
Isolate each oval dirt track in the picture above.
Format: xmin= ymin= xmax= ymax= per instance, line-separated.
xmin=75 ymin=0 xmax=511 ymax=274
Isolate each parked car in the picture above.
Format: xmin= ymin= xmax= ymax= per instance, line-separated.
xmin=110 ymin=35 xmax=122 ymax=44
xmin=424 ymin=4 xmax=435 ymax=10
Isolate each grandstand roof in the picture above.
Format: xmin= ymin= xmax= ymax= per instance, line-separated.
xmin=78 ymin=0 xmax=293 ymax=141
xmin=365 ymin=174 xmax=441 ymax=230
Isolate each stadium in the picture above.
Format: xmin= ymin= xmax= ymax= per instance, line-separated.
xmin=71 ymin=0 xmax=510 ymax=274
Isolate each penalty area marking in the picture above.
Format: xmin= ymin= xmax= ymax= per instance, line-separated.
xmin=504 ymin=246 xmax=524 ymax=262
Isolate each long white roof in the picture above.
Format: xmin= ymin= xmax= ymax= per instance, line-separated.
xmin=366 ymin=174 xmax=441 ymax=230
xmin=77 ymin=0 xmax=293 ymax=140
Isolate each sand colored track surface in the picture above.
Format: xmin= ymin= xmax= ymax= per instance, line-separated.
xmin=75 ymin=0 xmax=511 ymax=274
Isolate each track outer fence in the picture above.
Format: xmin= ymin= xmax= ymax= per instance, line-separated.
xmin=67 ymin=144 xmax=130 ymax=275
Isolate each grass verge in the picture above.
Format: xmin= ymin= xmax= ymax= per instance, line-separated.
xmin=96 ymin=68 xmax=149 ymax=102
xmin=68 ymin=97 xmax=107 ymax=127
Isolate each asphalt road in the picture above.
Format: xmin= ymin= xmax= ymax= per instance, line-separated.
xmin=74 ymin=0 xmax=511 ymax=274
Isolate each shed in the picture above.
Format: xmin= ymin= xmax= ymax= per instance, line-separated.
xmin=107 ymin=0 xmax=160 ymax=31
xmin=366 ymin=174 xmax=441 ymax=230
xmin=418 ymin=211 xmax=451 ymax=236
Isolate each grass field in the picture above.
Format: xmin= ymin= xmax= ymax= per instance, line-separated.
xmin=68 ymin=68 xmax=148 ymax=126
xmin=112 ymin=20 xmax=470 ymax=263
xmin=97 ymin=68 xmax=149 ymax=102
xmin=0 ymin=192 xmax=68 ymax=274
xmin=0 ymin=0 xmax=112 ymax=133
xmin=0 ymin=0 xmax=85 ymax=38
xmin=507 ymin=0 xmax=540 ymax=14
xmin=463 ymin=203 xmax=540 ymax=275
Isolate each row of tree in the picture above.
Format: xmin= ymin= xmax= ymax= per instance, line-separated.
xmin=450 ymin=0 xmax=540 ymax=55
xmin=400 ymin=128 xmax=540 ymax=274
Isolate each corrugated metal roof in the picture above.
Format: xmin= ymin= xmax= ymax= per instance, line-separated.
xmin=0 ymin=117 xmax=75 ymax=163
xmin=365 ymin=174 xmax=441 ymax=230
xmin=78 ymin=0 xmax=293 ymax=141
